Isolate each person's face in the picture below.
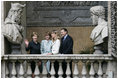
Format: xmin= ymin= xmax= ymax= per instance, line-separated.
xmin=91 ymin=13 xmax=98 ymax=25
xmin=32 ymin=35 xmax=38 ymax=42
xmin=60 ymin=30 xmax=67 ymax=37
xmin=51 ymin=33 xmax=56 ymax=39
xmin=45 ymin=35 xmax=50 ymax=40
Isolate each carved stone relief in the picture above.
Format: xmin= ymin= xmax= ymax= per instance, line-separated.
xmin=26 ymin=1 xmax=108 ymax=26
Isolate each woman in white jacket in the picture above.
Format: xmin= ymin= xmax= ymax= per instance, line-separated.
xmin=47 ymin=30 xmax=60 ymax=55
xmin=47 ymin=30 xmax=60 ymax=78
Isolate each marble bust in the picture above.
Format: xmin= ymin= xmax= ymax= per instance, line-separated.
xmin=3 ymin=3 xmax=26 ymax=44
xmin=3 ymin=3 xmax=26 ymax=77
xmin=90 ymin=6 xmax=108 ymax=54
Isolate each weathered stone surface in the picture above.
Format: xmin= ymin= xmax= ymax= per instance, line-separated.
xmin=110 ymin=1 xmax=117 ymax=58
xmin=3 ymin=3 xmax=26 ymax=44
xmin=90 ymin=6 xmax=108 ymax=46
xmin=90 ymin=6 xmax=108 ymax=54
xmin=26 ymin=1 xmax=108 ymax=27
xmin=2 ymin=54 xmax=113 ymax=60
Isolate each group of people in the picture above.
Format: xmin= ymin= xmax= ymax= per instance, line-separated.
xmin=24 ymin=28 xmax=73 ymax=78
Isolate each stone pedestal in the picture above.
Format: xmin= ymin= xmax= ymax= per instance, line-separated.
xmin=9 ymin=44 xmax=21 ymax=77
xmin=11 ymin=44 xmax=21 ymax=54
xmin=93 ymin=45 xmax=103 ymax=54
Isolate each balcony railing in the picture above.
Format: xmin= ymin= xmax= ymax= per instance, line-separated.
xmin=1 ymin=54 xmax=114 ymax=78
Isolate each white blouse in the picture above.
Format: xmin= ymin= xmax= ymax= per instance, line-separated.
xmin=51 ymin=39 xmax=60 ymax=55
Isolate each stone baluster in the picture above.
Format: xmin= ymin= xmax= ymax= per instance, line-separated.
xmin=82 ymin=60 xmax=87 ymax=78
xmin=73 ymin=60 xmax=79 ymax=78
xmin=106 ymin=60 xmax=113 ymax=78
xmin=50 ymin=60 xmax=55 ymax=78
xmin=66 ymin=60 xmax=71 ymax=78
xmin=34 ymin=60 xmax=40 ymax=78
xmin=89 ymin=61 xmax=95 ymax=78
xmin=5 ymin=62 xmax=9 ymax=78
xmin=58 ymin=60 xmax=63 ymax=78
xmin=26 ymin=61 xmax=32 ymax=78
xmin=42 ymin=60 xmax=47 ymax=78
xmin=97 ymin=60 xmax=103 ymax=78
xmin=106 ymin=60 xmax=109 ymax=77
xmin=19 ymin=60 xmax=24 ymax=78
xmin=11 ymin=60 xmax=16 ymax=78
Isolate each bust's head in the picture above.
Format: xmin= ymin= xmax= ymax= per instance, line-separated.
xmin=90 ymin=6 xmax=105 ymax=25
xmin=11 ymin=3 xmax=26 ymax=11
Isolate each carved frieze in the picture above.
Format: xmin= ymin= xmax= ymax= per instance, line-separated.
xmin=110 ymin=1 xmax=117 ymax=57
xmin=26 ymin=1 xmax=108 ymax=26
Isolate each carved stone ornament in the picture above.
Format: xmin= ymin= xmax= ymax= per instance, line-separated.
xmin=90 ymin=6 xmax=108 ymax=45
xmin=110 ymin=1 xmax=117 ymax=58
xmin=26 ymin=1 xmax=108 ymax=26
xmin=3 ymin=3 xmax=26 ymax=44
xmin=90 ymin=6 xmax=108 ymax=54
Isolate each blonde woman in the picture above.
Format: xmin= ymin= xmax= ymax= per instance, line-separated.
xmin=47 ymin=30 xmax=60 ymax=55
xmin=47 ymin=30 xmax=60 ymax=78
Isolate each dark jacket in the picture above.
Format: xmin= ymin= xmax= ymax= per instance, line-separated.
xmin=26 ymin=40 xmax=41 ymax=54
xmin=59 ymin=35 xmax=73 ymax=54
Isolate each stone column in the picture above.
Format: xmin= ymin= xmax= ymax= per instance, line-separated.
xmin=20 ymin=1 xmax=27 ymax=54
xmin=1 ymin=1 xmax=5 ymax=78
xmin=1 ymin=1 xmax=5 ymax=56
xmin=107 ymin=1 xmax=117 ymax=78
xmin=108 ymin=1 xmax=112 ymax=55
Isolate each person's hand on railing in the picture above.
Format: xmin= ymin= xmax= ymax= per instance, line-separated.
xmin=24 ymin=39 xmax=29 ymax=47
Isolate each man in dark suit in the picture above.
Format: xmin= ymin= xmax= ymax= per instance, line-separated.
xmin=59 ymin=28 xmax=73 ymax=78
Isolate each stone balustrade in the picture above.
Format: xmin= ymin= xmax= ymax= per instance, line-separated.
xmin=1 ymin=54 xmax=114 ymax=78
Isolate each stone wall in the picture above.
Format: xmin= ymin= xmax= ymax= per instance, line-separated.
xmin=26 ymin=26 xmax=94 ymax=54
xmin=26 ymin=1 xmax=108 ymax=27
